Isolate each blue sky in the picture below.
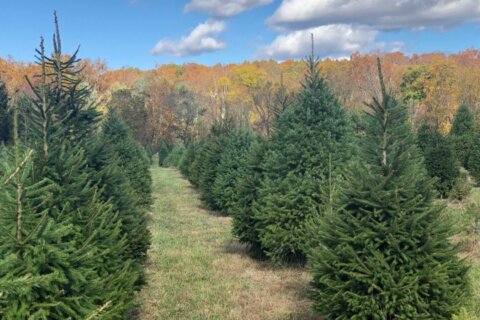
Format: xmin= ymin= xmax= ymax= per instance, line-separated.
xmin=0 ymin=0 xmax=479 ymax=70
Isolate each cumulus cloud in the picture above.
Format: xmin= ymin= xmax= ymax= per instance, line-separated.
xmin=268 ymin=0 xmax=480 ymax=31
xmin=185 ymin=0 xmax=273 ymax=18
xmin=151 ymin=20 xmax=226 ymax=57
xmin=256 ymin=24 xmax=385 ymax=60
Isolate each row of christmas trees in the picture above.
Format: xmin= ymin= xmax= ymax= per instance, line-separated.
xmin=165 ymin=54 xmax=474 ymax=318
xmin=0 ymin=16 xmax=152 ymax=318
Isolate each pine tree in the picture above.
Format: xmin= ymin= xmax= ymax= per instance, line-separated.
xmin=0 ymin=14 xmax=140 ymax=318
xmin=0 ymin=80 xmax=12 ymax=145
xmin=179 ymin=143 xmax=196 ymax=177
xmin=158 ymin=139 xmax=170 ymax=167
xmin=417 ymin=122 xmax=460 ymax=197
xmin=231 ymin=137 xmax=268 ymax=255
xmin=253 ymin=44 xmax=354 ymax=262
xmin=467 ymin=133 xmax=480 ymax=183
xmin=450 ymin=104 xmax=475 ymax=167
xmin=197 ymin=123 xmax=231 ymax=210
xmin=212 ymin=127 xmax=254 ymax=213
xmin=309 ymin=60 xmax=469 ymax=319
xmin=164 ymin=143 xmax=186 ymax=167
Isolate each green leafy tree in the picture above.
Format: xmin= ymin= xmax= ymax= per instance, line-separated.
xmin=158 ymin=139 xmax=170 ymax=167
xmin=309 ymin=60 xmax=469 ymax=319
xmin=417 ymin=122 xmax=460 ymax=196
xmin=253 ymin=50 xmax=354 ymax=262
xmin=450 ymin=104 xmax=475 ymax=167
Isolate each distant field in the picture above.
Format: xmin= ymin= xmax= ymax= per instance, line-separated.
xmin=135 ymin=167 xmax=316 ymax=320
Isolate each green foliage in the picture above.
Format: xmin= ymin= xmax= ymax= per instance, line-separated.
xmin=452 ymin=308 xmax=477 ymax=320
xmin=417 ymin=122 xmax=460 ymax=197
xmin=158 ymin=139 xmax=170 ymax=167
xmin=400 ymin=65 xmax=428 ymax=104
xmin=0 ymin=81 xmax=12 ymax=145
xmin=450 ymin=105 xmax=476 ymax=167
xmin=212 ymin=128 xmax=254 ymax=213
xmin=309 ymin=61 xmax=469 ymax=319
xmin=450 ymin=169 xmax=473 ymax=201
xmin=179 ymin=143 xmax=196 ymax=177
xmin=252 ymin=53 xmax=354 ymax=262
xmin=467 ymin=134 xmax=480 ymax=184
xmin=164 ymin=143 xmax=186 ymax=167
xmin=231 ymin=137 xmax=268 ymax=255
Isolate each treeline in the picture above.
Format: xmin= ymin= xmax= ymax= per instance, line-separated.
xmin=5 ymin=50 xmax=480 ymax=153
xmin=0 ymin=16 xmax=151 ymax=318
xmin=163 ymin=55 xmax=478 ymax=318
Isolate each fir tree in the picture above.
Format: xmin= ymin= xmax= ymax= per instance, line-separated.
xmin=0 ymin=14 xmax=140 ymax=318
xmin=309 ymin=60 xmax=469 ymax=319
xmin=253 ymin=42 xmax=354 ymax=262
xmin=450 ymin=104 xmax=475 ymax=167
xmin=0 ymin=80 xmax=12 ymax=145
xmin=179 ymin=143 xmax=196 ymax=177
xmin=417 ymin=122 xmax=460 ymax=197
xmin=467 ymin=133 xmax=480 ymax=183
xmin=231 ymin=137 xmax=268 ymax=255
xmin=212 ymin=127 xmax=254 ymax=213
xmin=158 ymin=139 xmax=170 ymax=167
xmin=164 ymin=143 xmax=186 ymax=167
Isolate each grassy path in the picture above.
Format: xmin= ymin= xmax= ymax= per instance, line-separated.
xmin=136 ymin=167 xmax=316 ymax=320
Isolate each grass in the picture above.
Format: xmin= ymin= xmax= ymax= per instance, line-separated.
xmin=135 ymin=167 xmax=316 ymax=320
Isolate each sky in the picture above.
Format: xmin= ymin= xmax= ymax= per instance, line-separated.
xmin=0 ymin=0 xmax=480 ymax=70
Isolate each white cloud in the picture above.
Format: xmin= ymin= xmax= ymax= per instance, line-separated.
xmin=256 ymin=24 xmax=386 ymax=60
xmin=185 ymin=0 xmax=273 ymax=18
xmin=151 ymin=20 xmax=226 ymax=57
xmin=268 ymin=0 xmax=480 ymax=31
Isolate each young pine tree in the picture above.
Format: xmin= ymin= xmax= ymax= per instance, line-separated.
xmin=158 ymin=139 xmax=170 ymax=167
xmin=417 ymin=122 xmax=460 ymax=197
xmin=450 ymin=104 xmax=475 ymax=167
xmin=309 ymin=60 xmax=469 ymax=319
xmin=253 ymin=45 xmax=354 ymax=262
xmin=467 ymin=133 xmax=480 ymax=183
xmin=212 ymin=127 xmax=254 ymax=213
xmin=0 ymin=80 xmax=12 ymax=145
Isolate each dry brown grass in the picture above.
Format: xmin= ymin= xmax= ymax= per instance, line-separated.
xmin=134 ymin=168 xmax=317 ymax=320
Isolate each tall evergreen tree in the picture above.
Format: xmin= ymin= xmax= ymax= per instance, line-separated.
xmin=450 ymin=104 xmax=475 ymax=167
xmin=309 ymin=60 xmax=469 ymax=319
xmin=467 ymin=133 xmax=480 ymax=183
xmin=417 ymin=122 xmax=460 ymax=197
xmin=252 ymin=44 xmax=354 ymax=262
xmin=0 ymin=80 xmax=12 ymax=145
xmin=0 ymin=14 xmax=140 ymax=318
xmin=158 ymin=139 xmax=170 ymax=167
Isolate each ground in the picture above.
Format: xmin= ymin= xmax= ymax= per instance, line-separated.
xmin=135 ymin=167 xmax=317 ymax=320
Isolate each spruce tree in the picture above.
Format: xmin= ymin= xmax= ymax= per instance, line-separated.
xmin=212 ymin=127 xmax=254 ymax=213
xmin=467 ymin=133 xmax=480 ymax=183
xmin=231 ymin=137 xmax=268 ymax=254
xmin=253 ymin=46 xmax=354 ymax=262
xmin=417 ymin=122 xmax=460 ymax=197
xmin=0 ymin=14 xmax=140 ymax=318
xmin=158 ymin=139 xmax=169 ymax=167
xmin=0 ymin=80 xmax=12 ymax=145
xmin=179 ymin=143 xmax=196 ymax=177
xmin=309 ymin=60 xmax=469 ymax=319
xmin=164 ymin=143 xmax=186 ymax=167
xmin=450 ymin=104 xmax=475 ymax=167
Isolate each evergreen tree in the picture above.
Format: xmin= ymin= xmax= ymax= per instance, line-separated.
xmin=0 ymin=80 xmax=12 ymax=145
xmin=179 ymin=143 xmax=196 ymax=177
xmin=309 ymin=60 xmax=469 ymax=319
xmin=158 ymin=139 xmax=170 ymax=167
xmin=197 ymin=123 xmax=231 ymax=210
xmin=231 ymin=137 xmax=268 ymax=255
xmin=467 ymin=133 xmax=480 ymax=183
xmin=417 ymin=122 xmax=460 ymax=197
xmin=450 ymin=104 xmax=475 ymax=167
xmin=253 ymin=47 xmax=354 ymax=262
xmin=0 ymin=15 xmax=140 ymax=318
xmin=164 ymin=143 xmax=186 ymax=167
xmin=212 ymin=127 xmax=254 ymax=213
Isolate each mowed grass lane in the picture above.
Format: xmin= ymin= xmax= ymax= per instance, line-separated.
xmin=136 ymin=167 xmax=316 ymax=320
